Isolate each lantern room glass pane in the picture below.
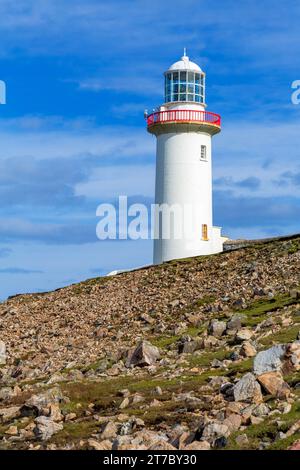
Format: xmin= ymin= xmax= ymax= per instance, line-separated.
xmin=180 ymin=71 xmax=187 ymax=81
xmin=173 ymin=84 xmax=179 ymax=93
xmin=179 ymin=83 xmax=186 ymax=93
xmin=187 ymin=83 xmax=194 ymax=93
xmin=188 ymin=72 xmax=194 ymax=82
xmin=180 ymin=94 xmax=187 ymax=101
xmin=195 ymin=73 xmax=200 ymax=84
xmin=173 ymin=93 xmax=178 ymax=101
xmin=173 ymin=72 xmax=179 ymax=83
xmin=187 ymin=94 xmax=194 ymax=101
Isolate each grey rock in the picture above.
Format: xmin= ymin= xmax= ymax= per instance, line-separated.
xmin=201 ymin=422 xmax=230 ymax=445
xmin=208 ymin=320 xmax=226 ymax=337
xmin=253 ymin=344 xmax=286 ymax=376
xmin=252 ymin=403 xmax=270 ymax=417
xmin=25 ymin=387 xmax=67 ymax=413
xmin=126 ymin=341 xmax=160 ymax=368
xmin=178 ymin=339 xmax=202 ymax=354
xmin=34 ymin=416 xmax=63 ymax=440
xmin=226 ymin=315 xmax=242 ymax=331
xmin=233 ymin=373 xmax=262 ymax=403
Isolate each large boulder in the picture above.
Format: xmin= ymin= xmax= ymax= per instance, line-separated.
xmin=257 ymin=371 xmax=290 ymax=399
xmin=253 ymin=344 xmax=286 ymax=376
xmin=126 ymin=341 xmax=160 ymax=368
xmin=233 ymin=373 xmax=262 ymax=403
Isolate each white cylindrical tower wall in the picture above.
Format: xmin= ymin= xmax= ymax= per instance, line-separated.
xmin=153 ymin=130 xmax=214 ymax=264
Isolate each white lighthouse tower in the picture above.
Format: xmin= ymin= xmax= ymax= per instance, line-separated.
xmin=147 ymin=51 xmax=225 ymax=264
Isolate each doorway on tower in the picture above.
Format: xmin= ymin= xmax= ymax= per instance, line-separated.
xmin=202 ymin=224 xmax=209 ymax=241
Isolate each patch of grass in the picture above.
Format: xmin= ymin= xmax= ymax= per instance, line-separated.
xmin=187 ymin=349 xmax=228 ymax=368
xmin=151 ymin=325 xmax=206 ymax=349
xmin=239 ymin=294 xmax=300 ymax=327
xmin=50 ymin=419 xmax=100 ymax=446
xmin=261 ymin=324 xmax=300 ymax=346
xmin=286 ymin=240 xmax=300 ymax=255
xmin=226 ymin=357 xmax=253 ymax=376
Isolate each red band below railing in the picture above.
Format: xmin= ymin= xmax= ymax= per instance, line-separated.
xmin=147 ymin=109 xmax=221 ymax=127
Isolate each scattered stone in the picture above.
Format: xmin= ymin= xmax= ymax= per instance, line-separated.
xmin=184 ymin=441 xmax=210 ymax=450
xmin=223 ymin=413 xmax=241 ymax=432
xmin=34 ymin=416 xmax=63 ymax=441
xmin=148 ymin=441 xmax=177 ymax=450
xmin=65 ymin=413 xmax=77 ymax=421
xmin=253 ymin=344 xmax=286 ymax=376
xmin=208 ymin=320 xmax=226 ymax=337
xmin=126 ymin=341 xmax=160 ymax=368
xmin=26 ymin=387 xmax=66 ymax=414
xmin=119 ymin=397 xmax=130 ymax=409
xmin=5 ymin=425 xmax=18 ymax=436
xmin=290 ymin=289 xmax=300 ymax=300
xmin=226 ymin=315 xmax=243 ymax=332
xmin=235 ymin=433 xmax=249 ymax=447
xmin=257 ymin=371 xmax=290 ymax=399
xmin=178 ymin=338 xmax=202 ymax=354
xmin=233 ymin=373 xmax=262 ymax=403
xmin=252 ymin=403 xmax=270 ymax=417
xmin=0 ymin=406 xmax=21 ymax=423
xmin=201 ymin=422 xmax=230 ymax=445
xmin=235 ymin=329 xmax=253 ymax=343
xmin=100 ymin=421 xmax=118 ymax=440
xmin=240 ymin=341 xmax=257 ymax=358
xmin=88 ymin=439 xmax=113 ymax=450
xmin=49 ymin=403 xmax=63 ymax=422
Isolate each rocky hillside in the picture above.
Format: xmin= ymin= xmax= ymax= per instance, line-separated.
xmin=0 ymin=235 xmax=300 ymax=450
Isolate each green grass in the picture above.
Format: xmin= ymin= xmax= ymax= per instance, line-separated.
xmin=261 ymin=324 xmax=300 ymax=346
xmin=236 ymin=294 xmax=300 ymax=327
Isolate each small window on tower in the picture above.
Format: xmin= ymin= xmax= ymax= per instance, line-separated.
xmin=202 ymin=224 xmax=208 ymax=241
xmin=200 ymin=145 xmax=207 ymax=161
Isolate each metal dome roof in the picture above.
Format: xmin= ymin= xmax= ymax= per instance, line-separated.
xmin=167 ymin=52 xmax=202 ymax=73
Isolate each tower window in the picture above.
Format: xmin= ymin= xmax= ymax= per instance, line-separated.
xmin=200 ymin=145 xmax=207 ymax=161
xmin=202 ymin=224 xmax=208 ymax=241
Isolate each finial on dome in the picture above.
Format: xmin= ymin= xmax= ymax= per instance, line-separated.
xmin=183 ymin=47 xmax=187 ymax=57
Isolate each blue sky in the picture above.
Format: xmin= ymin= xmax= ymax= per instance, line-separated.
xmin=0 ymin=0 xmax=300 ymax=300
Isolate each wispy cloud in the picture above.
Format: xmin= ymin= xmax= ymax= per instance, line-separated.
xmin=0 ymin=267 xmax=43 ymax=274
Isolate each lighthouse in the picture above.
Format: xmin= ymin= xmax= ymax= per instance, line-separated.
xmin=147 ymin=51 xmax=225 ymax=264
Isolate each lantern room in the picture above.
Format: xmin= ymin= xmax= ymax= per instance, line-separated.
xmin=164 ymin=51 xmax=205 ymax=104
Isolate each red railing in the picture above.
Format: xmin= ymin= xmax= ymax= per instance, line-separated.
xmin=147 ymin=110 xmax=221 ymax=128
